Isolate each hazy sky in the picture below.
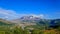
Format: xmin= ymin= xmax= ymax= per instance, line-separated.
xmin=0 ymin=0 xmax=60 ymax=19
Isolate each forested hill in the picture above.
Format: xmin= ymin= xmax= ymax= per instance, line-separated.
xmin=0 ymin=18 xmax=15 ymax=26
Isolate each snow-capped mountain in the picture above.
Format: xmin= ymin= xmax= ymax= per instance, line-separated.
xmin=11 ymin=15 xmax=42 ymax=23
xmin=20 ymin=15 xmax=41 ymax=21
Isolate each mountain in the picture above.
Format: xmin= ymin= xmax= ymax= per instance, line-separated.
xmin=20 ymin=15 xmax=41 ymax=20
xmin=49 ymin=19 xmax=60 ymax=28
xmin=11 ymin=15 xmax=42 ymax=26
xmin=12 ymin=15 xmax=41 ymax=23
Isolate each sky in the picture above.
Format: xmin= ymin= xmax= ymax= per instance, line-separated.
xmin=0 ymin=0 xmax=60 ymax=20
